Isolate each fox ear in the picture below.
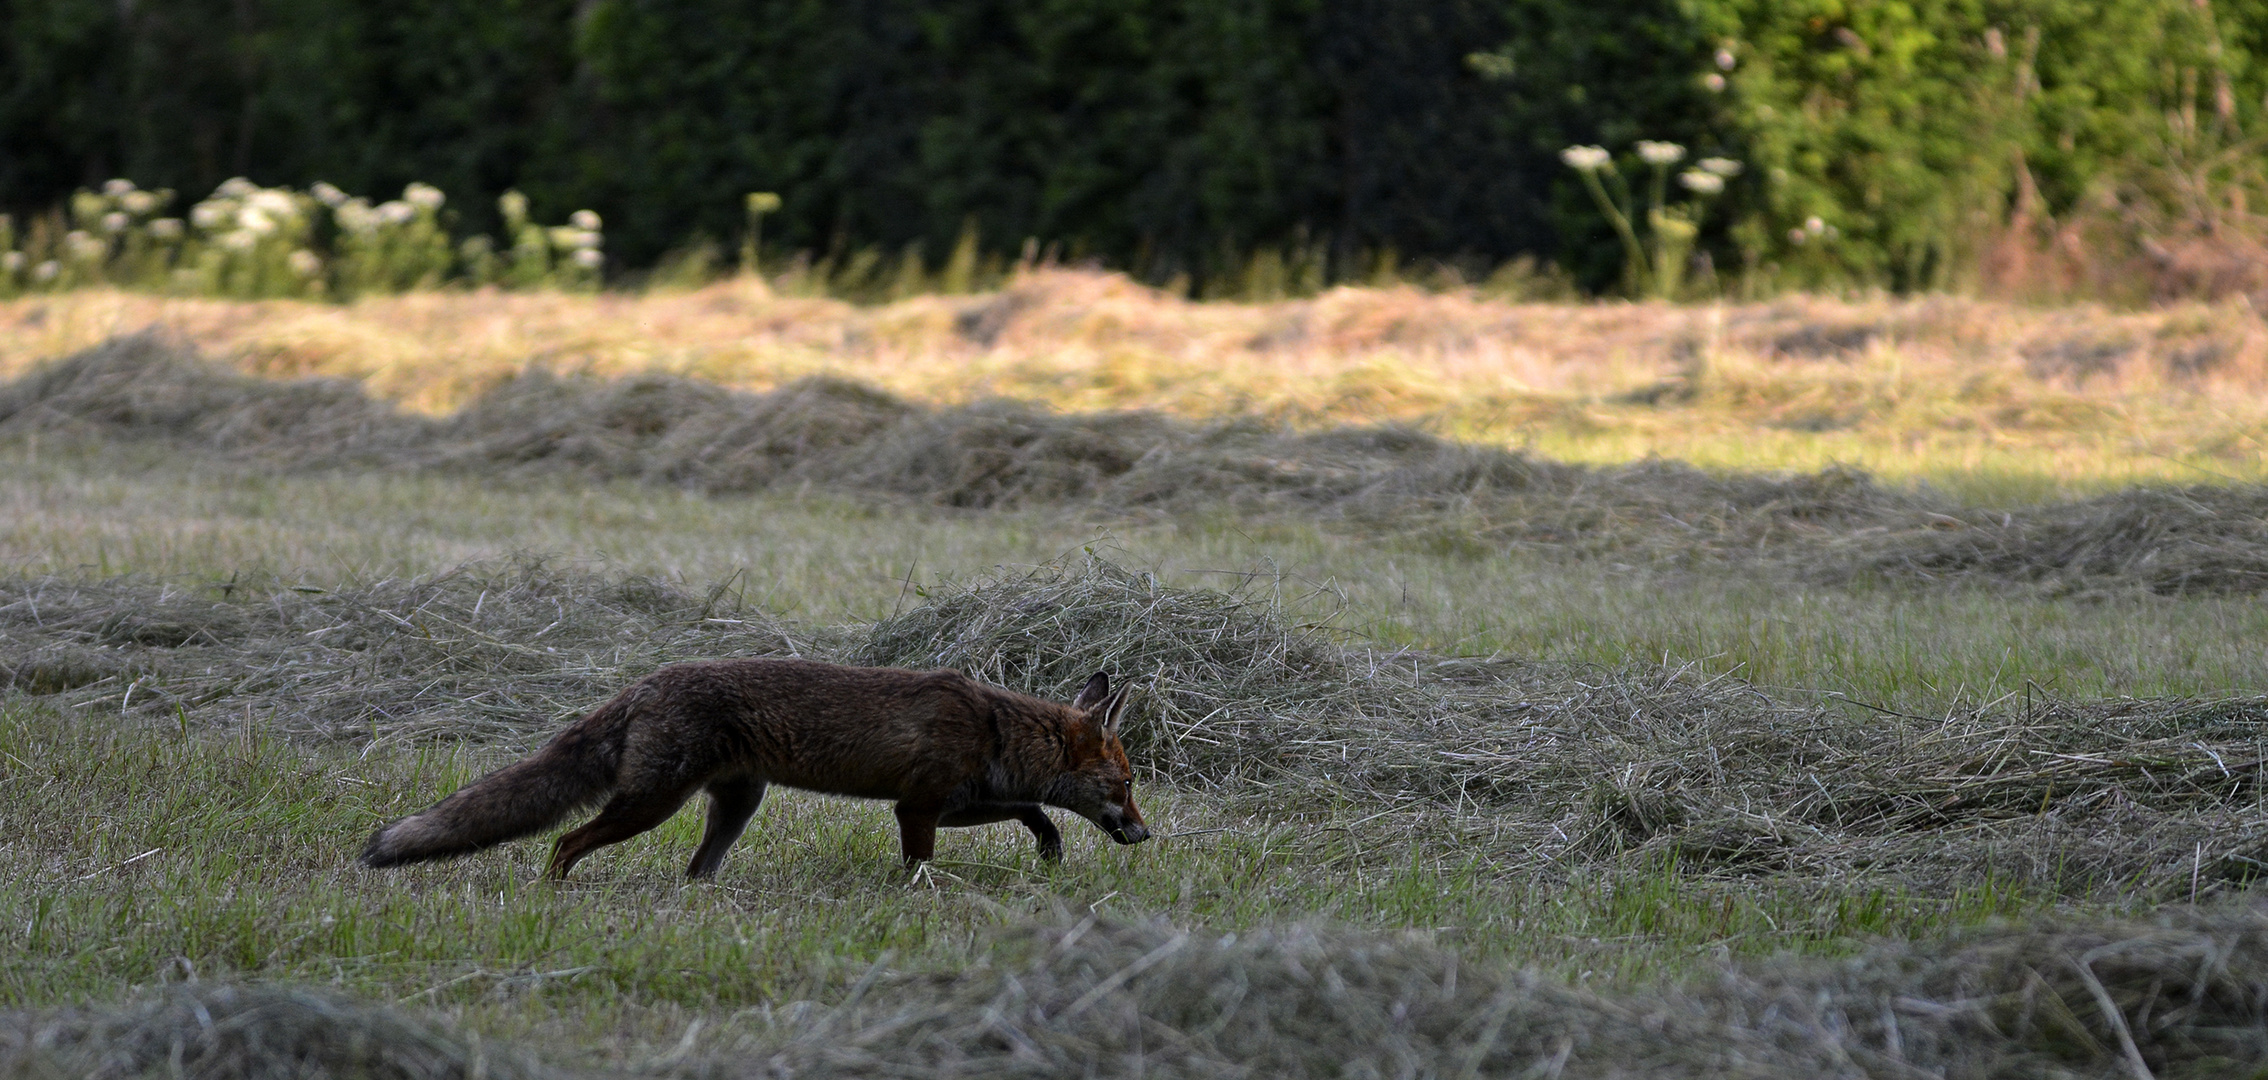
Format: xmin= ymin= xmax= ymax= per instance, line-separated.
xmin=1072 ymin=671 xmax=1111 ymax=712
xmin=1099 ymin=689 xmax=1130 ymax=738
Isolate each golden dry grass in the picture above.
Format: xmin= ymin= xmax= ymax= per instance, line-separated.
xmin=4 ymin=272 xmax=2265 ymax=497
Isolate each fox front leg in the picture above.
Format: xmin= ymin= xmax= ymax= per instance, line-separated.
xmin=940 ymin=804 xmax=1063 ymax=861
xmin=893 ymin=804 xmax=940 ymax=866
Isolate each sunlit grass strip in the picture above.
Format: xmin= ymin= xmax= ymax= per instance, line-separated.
xmin=4 ymin=279 xmax=2267 ymax=501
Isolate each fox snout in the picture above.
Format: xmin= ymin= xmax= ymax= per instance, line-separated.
xmin=1110 ymin=820 xmax=1150 ymax=845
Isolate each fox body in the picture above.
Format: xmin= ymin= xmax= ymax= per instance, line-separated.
xmin=360 ymin=659 xmax=1148 ymax=879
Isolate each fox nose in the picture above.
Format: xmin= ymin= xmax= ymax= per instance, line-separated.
xmin=1111 ymin=822 xmax=1150 ymax=845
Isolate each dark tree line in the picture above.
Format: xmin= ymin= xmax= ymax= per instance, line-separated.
xmin=5 ymin=0 xmax=2260 ymax=292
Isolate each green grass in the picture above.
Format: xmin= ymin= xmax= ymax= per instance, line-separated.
xmin=5 ymin=435 xmax=2261 ymax=714
xmin=0 ymin=703 xmax=2049 ymax=1068
xmin=0 ymin=434 xmax=2234 ymax=1069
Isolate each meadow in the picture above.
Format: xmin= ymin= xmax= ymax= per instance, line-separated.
xmin=5 ymin=279 xmax=2268 ymax=1077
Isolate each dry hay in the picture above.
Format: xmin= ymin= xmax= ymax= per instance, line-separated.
xmin=733 ymin=904 xmax=2268 ymax=1079
xmin=10 ymin=555 xmax=2265 ymax=901
xmin=0 ymin=559 xmax=819 ymax=747
xmin=853 ymin=556 xmax=2268 ymax=900
xmin=10 ymin=335 xmax=2268 ymax=596
xmin=18 ymin=904 xmax=2268 ymax=1078
xmin=0 ymin=983 xmax=552 ymax=1080
xmin=1849 ymin=484 xmax=2268 ymax=595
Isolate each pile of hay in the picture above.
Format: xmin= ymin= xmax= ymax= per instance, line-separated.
xmin=10 ymin=335 xmax=2268 ymax=595
xmin=855 ymin=556 xmax=2268 ymax=899
xmin=739 ymin=904 xmax=2268 ymax=1079
xmin=0 ymin=983 xmax=551 ymax=1080
xmin=20 ymin=904 xmax=2268 ymax=1078
xmin=0 ymin=559 xmax=818 ymax=746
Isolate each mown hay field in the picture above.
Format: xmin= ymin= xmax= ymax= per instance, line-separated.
xmin=8 ymin=270 xmax=2268 ymax=500
xmin=5 ymin=290 xmax=2268 ymax=1078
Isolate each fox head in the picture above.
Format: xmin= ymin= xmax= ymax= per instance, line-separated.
xmin=1048 ymin=671 xmax=1149 ymax=846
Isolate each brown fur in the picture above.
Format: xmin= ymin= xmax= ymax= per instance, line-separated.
xmin=359 ymin=659 xmax=1146 ymax=879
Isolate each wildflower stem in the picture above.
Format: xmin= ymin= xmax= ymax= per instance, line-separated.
xmin=1574 ymin=168 xmax=1651 ymax=296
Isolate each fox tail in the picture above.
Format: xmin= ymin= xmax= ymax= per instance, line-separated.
xmin=359 ymin=694 xmax=633 ymax=867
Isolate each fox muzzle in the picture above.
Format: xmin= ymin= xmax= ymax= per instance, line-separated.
xmin=1108 ymin=821 xmax=1150 ymax=845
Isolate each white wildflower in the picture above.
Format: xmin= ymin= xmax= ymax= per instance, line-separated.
xmin=249 ymin=189 xmax=298 ymax=219
xmin=403 ymin=183 xmax=445 ymax=211
xmin=1 ymin=252 xmax=23 ymax=273
xmin=570 ymin=209 xmax=601 ymax=231
xmin=376 ymin=200 xmax=417 ymax=226
xmin=1805 ymin=215 xmax=1826 ymax=235
xmin=1788 ymin=228 xmax=1808 ymax=245
xmin=219 ymin=230 xmax=259 ymax=252
xmin=101 ymin=211 xmax=131 ymax=233
xmin=149 ymin=218 xmax=185 ymax=240
xmin=745 ymin=192 xmax=781 ymax=214
xmin=1699 ymin=157 xmax=1743 ymax=177
xmin=120 ymin=190 xmax=160 ymax=216
xmin=64 ymin=231 xmax=107 ymax=260
xmin=216 ymin=177 xmax=258 ymax=199
xmin=1678 ymin=170 xmax=1725 ymax=195
xmin=498 ymin=190 xmax=529 ymax=222
xmin=33 ymin=260 xmax=60 ymax=281
xmin=191 ymin=201 xmax=233 ymax=230
xmin=1636 ymin=140 xmax=1686 ymax=166
xmin=236 ymin=206 xmax=278 ymax=235
xmin=103 ymin=178 xmax=136 ymax=197
xmin=571 ymin=248 xmax=604 ymax=270
xmin=1703 ymin=73 xmax=1726 ymax=92
xmin=310 ymin=182 xmax=348 ymax=207
xmin=1560 ymin=145 xmax=1611 ymax=171
xmin=334 ymin=198 xmax=378 ymax=233
xmin=288 ymin=249 xmax=323 ymax=277
xmin=1716 ymin=47 xmax=1737 ymax=71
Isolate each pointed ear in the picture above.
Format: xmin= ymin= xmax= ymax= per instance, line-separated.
xmin=1072 ymin=671 xmax=1111 ymax=712
xmin=1099 ymin=689 xmax=1131 ymax=738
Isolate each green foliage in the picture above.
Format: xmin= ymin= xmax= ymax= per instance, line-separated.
xmin=2 ymin=0 xmax=2264 ymax=296
xmin=1698 ymin=0 xmax=2267 ymax=291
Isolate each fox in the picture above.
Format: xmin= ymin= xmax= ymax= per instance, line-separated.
xmin=359 ymin=659 xmax=1149 ymax=879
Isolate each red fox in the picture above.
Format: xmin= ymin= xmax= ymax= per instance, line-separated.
xmin=359 ymin=660 xmax=1148 ymax=879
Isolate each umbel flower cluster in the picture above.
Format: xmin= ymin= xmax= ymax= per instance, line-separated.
xmin=1558 ymin=140 xmax=1744 ymax=299
xmin=0 ymin=178 xmax=606 ymax=300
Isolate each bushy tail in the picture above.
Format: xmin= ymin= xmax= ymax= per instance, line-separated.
xmin=359 ymin=695 xmax=634 ymax=867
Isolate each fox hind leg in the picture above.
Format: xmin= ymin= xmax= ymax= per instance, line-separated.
xmin=547 ymin=783 xmax=699 ymax=880
xmin=686 ymin=776 xmax=767 ymax=879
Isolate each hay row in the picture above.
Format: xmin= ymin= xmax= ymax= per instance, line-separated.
xmin=7 ymin=334 xmax=2268 ymax=595
xmin=7 ymin=556 xmax=2267 ymax=901
xmin=13 ymin=904 xmax=2268 ymax=1078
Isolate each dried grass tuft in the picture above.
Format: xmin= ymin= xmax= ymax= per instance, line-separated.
xmin=0 ymin=983 xmax=553 ymax=1080
xmin=0 ymin=558 xmax=819 ymax=747
xmin=29 ymin=904 xmax=2268 ymax=1079
xmin=734 ymin=904 xmax=2268 ymax=1079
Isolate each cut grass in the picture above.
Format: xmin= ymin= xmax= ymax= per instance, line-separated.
xmin=0 ymin=641 xmax=2059 ymax=1072
xmin=6 ymin=357 xmax=2268 ymax=1074
xmin=4 ymin=435 xmax=2266 ymax=714
xmin=5 ymin=278 xmax=2268 ymax=500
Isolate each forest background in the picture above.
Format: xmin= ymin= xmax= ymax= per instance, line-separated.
xmin=6 ymin=0 xmax=2266 ymax=302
